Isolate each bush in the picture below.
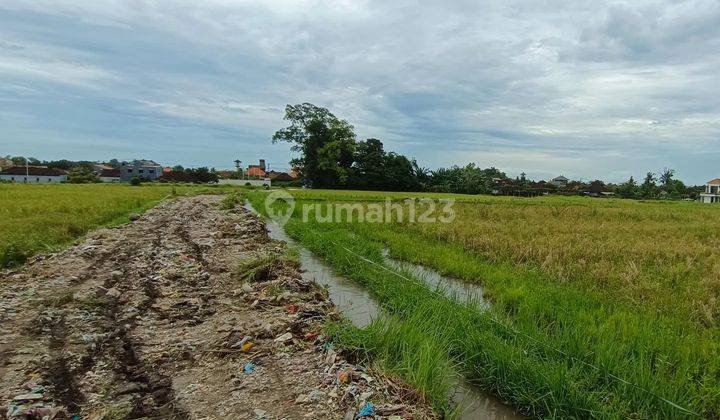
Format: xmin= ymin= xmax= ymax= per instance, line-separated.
xmin=129 ymin=176 xmax=141 ymax=186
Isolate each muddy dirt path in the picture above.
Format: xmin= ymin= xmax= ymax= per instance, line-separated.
xmin=0 ymin=195 xmax=434 ymax=419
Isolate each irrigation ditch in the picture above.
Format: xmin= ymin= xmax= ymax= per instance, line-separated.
xmin=244 ymin=200 xmax=523 ymax=419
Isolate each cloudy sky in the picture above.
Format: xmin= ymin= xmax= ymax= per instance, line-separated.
xmin=1 ymin=0 xmax=719 ymax=183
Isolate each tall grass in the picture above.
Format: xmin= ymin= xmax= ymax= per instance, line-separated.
xmin=245 ymin=189 xmax=720 ymax=418
xmin=0 ymin=183 xmax=227 ymax=268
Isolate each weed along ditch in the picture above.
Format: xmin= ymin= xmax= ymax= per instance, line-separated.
xmin=244 ymin=199 xmax=523 ymax=419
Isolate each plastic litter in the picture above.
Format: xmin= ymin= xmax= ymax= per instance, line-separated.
xmin=244 ymin=361 xmax=255 ymax=374
xmin=355 ymin=402 xmax=375 ymax=419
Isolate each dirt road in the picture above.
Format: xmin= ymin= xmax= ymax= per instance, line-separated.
xmin=0 ymin=195 xmax=433 ymax=419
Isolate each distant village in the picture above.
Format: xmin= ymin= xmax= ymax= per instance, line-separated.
xmin=0 ymin=156 xmax=298 ymax=186
xmin=1 ymin=155 xmax=718 ymax=203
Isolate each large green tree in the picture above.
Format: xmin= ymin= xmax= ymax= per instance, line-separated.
xmin=273 ymin=103 xmax=356 ymax=188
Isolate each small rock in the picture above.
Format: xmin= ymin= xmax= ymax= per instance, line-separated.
xmin=253 ymin=408 xmax=267 ymax=419
xmin=106 ymin=288 xmax=121 ymax=299
xmin=242 ymin=283 xmax=254 ymax=294
xmin=110 ymin=270 xmax=123 ymax=280
xmin=128 ymin=213 xmax=141 ymax=221
xmin=308 ymin=389 xmax=326 ymax=402
xmin=274 ymin=332 xmax=292 ymax=343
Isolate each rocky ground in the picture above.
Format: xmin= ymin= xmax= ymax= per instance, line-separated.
xmin=0 ymin=195 xmax=435 ymax=419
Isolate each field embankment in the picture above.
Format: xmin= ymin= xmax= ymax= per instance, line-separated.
xmin=245 ymin=189 xmax=720 ymax=418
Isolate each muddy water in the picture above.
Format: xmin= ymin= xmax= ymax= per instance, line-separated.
xmin=243 ymin=201 xmax=523 ymax=419
xmin=381 ymin=249 xmax=489 ymax=309
xmin=450 ymin=378 xmax=523 ymax=420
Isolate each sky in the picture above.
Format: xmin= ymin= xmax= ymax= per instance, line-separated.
xmin=1 ymin=0 xmax=719 ymax=183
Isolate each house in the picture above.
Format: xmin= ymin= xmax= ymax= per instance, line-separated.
xmin=267 ymin=171 xmax=298 ymax=182
xmin=0 ymin=157 xmax=13 ymax=170
xmin=550 ymin=175 xmax=569 ymax=188
xmin=0 ymin=166 xmax=68 ymax=183
xmin=99 ymin=168 xmax=121 ymax=183
xmin=246 ymin=167 xmax=266 ymax=178
xmin=243 ymin=159 xmax=267 ymax=178
xmin=119 ymin=160 xmax=163 ymax=182
xmin=585 ymin=180 xmax=611 ymax=197
xmin=699 ymin=178 xmax=720 ymax=203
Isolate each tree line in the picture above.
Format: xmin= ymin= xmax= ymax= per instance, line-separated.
xmin=272 ymin=103 xmax=509 ymax=193
xmin=273 ymin=103 xmax=705 ymax=198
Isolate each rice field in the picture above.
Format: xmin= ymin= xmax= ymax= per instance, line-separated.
xmin=4 ymin=184 xmax=719 ymax=417
xmin=0 ymin=183 xmax=228 ymax=268
xmin=245 ymin=189 xmax=720 ymax=418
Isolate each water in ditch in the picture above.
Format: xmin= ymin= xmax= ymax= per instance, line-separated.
xmin=381 ymin=249 xmax=489 ymax=309
xmin=244 ymin=202 xmax=379 ymax=327
xmin=243 ymin=201 xmax=522 ymax=419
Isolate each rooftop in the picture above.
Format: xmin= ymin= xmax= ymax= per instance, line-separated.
xmin=122 ymin=159 xmax=162 ymax=167
xmin=0 ymin=166 xmax=67 ymax=176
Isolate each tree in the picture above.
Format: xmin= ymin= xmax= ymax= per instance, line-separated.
xmin=11 ymin=156 xmax=26 ymax=165
xmin=67 ymin=165 xmax=98 ymax=183
xmin=617 ymin=176 xmax=638 ymax=199
xmin=655 ymin=168 xmax=686 ymax=198
xmin=639 ymin=172 xmax=657 ymax=198
xmin=352 ymin=138 xmax=386 ymax=188
xmin=659 ymin=168 xmax=675 ymax=188
xmin=185 ymin=167 xmax=219 ymax=183
xmin=273 ymin=103 xmax=356 ymax=188
xmin=383 ymin=152 xmax=420 ymax=191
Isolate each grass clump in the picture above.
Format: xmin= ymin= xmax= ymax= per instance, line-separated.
xmin=232 ymin=248 xmax=298 ymax=283
xmin=218 ymin=192 xmax=241 ymax=210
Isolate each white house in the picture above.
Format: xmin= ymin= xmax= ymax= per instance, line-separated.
xmin=0 ymin=166 xmax=68 ymax=183
xmin=699 ymin=178 xmax=720 ymax=203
